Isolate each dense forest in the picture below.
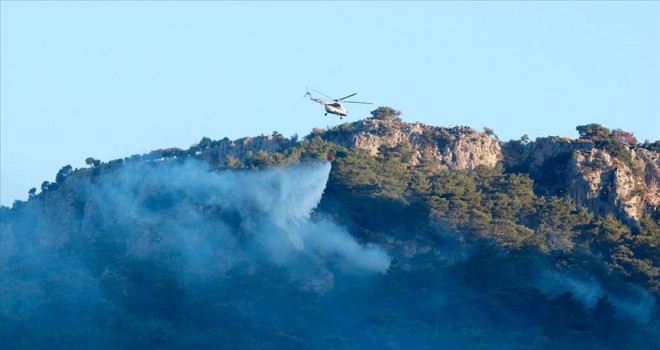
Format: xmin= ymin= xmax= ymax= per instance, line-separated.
xmin=1 ymin=108 xmax=658 ymax=349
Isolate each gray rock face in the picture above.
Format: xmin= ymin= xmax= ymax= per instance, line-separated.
xmin=321 ymin=117 xmax=502 ymax=171
xmin=503 ymin=137 xmax=659 ymax=223
xmin=569 ymin=147 xmax=659 ymax=222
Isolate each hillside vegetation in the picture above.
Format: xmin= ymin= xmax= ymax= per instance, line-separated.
xmin=2 ymin=108 xmax=658 ymax=349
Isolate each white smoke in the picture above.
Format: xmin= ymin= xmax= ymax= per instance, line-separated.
xmin=536 ymin=269 xmax=656 ymax=323
xmin=90 ymin=159 xmax=391 ymax=277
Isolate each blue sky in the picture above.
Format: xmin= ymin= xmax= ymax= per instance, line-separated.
xmin=2 ymin=1 xmax=659 ymax=206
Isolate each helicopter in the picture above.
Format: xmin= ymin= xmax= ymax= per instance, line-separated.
xmin=304 ymin=88 xmax=372 ymax=119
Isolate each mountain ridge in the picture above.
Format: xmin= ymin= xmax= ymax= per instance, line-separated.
xmin=10 ymin=107 xmax=658 ymax=225
xmin=2 ymin=107 xmax=658 ymax=349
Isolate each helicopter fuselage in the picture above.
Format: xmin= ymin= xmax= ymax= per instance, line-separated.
xmin=322 ymin=101 xmax=347 ymax=117
xmin=309 ymin=98 xmax=348 ymax=117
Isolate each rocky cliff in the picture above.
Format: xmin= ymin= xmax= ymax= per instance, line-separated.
xmin=317 ymin=117 xmax=502 ymax=171
xmin=502 ymin=137 xmax=659 ymax=223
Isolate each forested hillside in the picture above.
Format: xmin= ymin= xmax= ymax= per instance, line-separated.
xmin=2 ymin=108 xmax=658 ymax=349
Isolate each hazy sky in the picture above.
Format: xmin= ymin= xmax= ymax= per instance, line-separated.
xmin=2 ymin=2 xmax=659 ymax=206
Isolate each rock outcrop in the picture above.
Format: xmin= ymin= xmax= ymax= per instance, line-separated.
xmin=569 ymin=146 xmax=658 ymax=222
xmin=503 ymin=137 xmax=659 ymax=223
xmin=319 ymin=117 xmax=502 ymax=171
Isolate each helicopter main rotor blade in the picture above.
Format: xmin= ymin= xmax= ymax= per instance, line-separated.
xmin=336 ymin=93 xmax=357 ymax=101
xmin=342 ymin=100 xmax=373 ymax=104
xmin=311 ymin=89 xmax=333 ymax=99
